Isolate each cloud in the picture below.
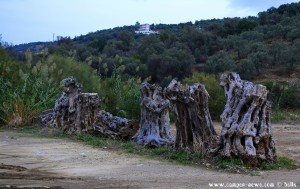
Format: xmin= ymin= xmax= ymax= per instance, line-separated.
xmin=228 ymin=0 xmax=298 ymax=10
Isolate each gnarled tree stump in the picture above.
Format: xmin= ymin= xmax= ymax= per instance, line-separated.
xmin=40 ymin=77 xmax=138 ymax=139
xmin=40 ymin=77 xmax=100 ymax=134
xmin=164 ymin=80 xmax=218 ymax=154
xmin=132 ymin=81 xmax=174 ymax=147
xmin=93 ymin=110 xmax=139 ymax=139
xmin=218 ymin=72 xmax=276 ymax=165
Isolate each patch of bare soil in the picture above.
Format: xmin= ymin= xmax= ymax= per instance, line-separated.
xmin=0 ymin=123 xmax=299 ymax=189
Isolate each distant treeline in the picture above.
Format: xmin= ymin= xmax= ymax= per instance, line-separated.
xmin=8 ymin=2 xmax=300 ymax=83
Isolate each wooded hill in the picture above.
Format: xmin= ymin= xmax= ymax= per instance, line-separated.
xmin=7 ymin=2 xmax=300 ymax=110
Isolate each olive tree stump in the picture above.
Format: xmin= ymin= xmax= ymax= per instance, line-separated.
xmin=93 ymin=110 xmax=139 ymax=139
xmin=40 ymin=77 xmax=100 ymax=134
xmin=132 ymin=81 xmax=174 ymax=147
xmin=40 ymin=77 xmax=138 ymax=139
xmin=218 ymin=72 xmax=276 ymax=164
xmin=164 ymin=80 xmax=218 ymax=154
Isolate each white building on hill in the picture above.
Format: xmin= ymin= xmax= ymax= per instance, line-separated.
xmin=135 ymin=24 xmax=159 ymax=35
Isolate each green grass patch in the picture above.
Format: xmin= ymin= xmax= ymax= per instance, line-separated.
xmin=17 ymin=124 xmax=42 ymax=134
xmin=216 ymin=156 xmax=296 ymax=171
xmin=119 ymin=141 xmax=203 ymax=165
xmin=272 ymin=109 xmax=300 ymax=123
xmin=258 ymin=156 xmax=296 ymax=170
xmin=215 ymin=158 xmax=248 ymax=169
xmin=75 ymin=133 xmax=119 ymax=148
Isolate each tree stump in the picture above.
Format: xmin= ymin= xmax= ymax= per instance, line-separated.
xmin=93 ymin=110 xmax=139 ymax=139
xmin=218 ymin=72 xmax=276 ymax=165
xmin=132 ymin=81 xmax=174 ymax=147
xmin=40 ymin=77 xmax=139 ymax=139
xmin=164 ymin=80 xmax=218 ymax=154
xmin=40 ymin=77 xmax=100 ymax=134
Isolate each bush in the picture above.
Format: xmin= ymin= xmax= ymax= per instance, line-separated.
xmin=0 ymin=73 xmax=59 ymax=126
xmin=264 ymin=81 xmax=300 ymax=110
xmin=101 ymin=72 xmax=141 ymax=120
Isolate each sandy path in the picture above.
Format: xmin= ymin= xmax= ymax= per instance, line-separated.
xmin=0 ymin=123 xmax=299 ymax=189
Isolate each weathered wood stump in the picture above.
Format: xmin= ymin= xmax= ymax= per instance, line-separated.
xmin=218 ymin=72 xmax=276 ymax=164
xmin=132 ymin=81 xmax=174 ymax=147
xmin=40 ymin=77 xmax=138 ymax=139
xmin=93 ymin=110 xmax=139 ymax=139
xmin=164 ymin=80 xmax=218 ymax=154
xmin=40 ymin=77 xmax=100 ymax=134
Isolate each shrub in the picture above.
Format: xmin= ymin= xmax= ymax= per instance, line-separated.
xmin=0 ymin=73 xmax=59 ymax=126
xmin=101 ymin=72 xmax=141 ymax=120
xmin=264 ymin=81 xmax=300 ymax=110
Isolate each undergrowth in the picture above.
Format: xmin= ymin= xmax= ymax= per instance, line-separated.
xmin=215 ymin=156 xmax=296 ymax=171
xmin=272 ymin=109 xmax=300 ymax=123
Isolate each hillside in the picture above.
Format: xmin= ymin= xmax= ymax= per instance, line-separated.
xmin=1 ymin=2 xmax=299 ymax=127
xmin=9 ymin=2 xmax=300 ymax=81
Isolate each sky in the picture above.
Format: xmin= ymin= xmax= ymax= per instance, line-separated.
xmin=0 ymin=0 xmax=299 ymax=45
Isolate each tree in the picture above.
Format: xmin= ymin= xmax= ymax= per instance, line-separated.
xmin=235 ymin=59 xmax=255 ymax=80
xmin=204 ymin=51 xmax=235 ymax=74
xmin=117 ymin=31 xmax=134 ymax=51
xmin=285 ymin=39 xmax=300 ymax=70
xmin=268 ymin=41 xmax=288 ymax=66
xmin=223 ymin=35 xmax=248 ymax=59
xmin=147 ymin=47 xmax=194 ymax=84
xmin=248 ymin=42 xmax=268 ymax=75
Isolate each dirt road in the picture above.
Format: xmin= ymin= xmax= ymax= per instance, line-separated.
xmin=0 ymin=123 xmax=299 ymax=189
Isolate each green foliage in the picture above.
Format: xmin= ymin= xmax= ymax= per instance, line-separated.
xmin=216 ymin=156 xmax=296 ymax=170
xmin=262 ymin=80 xmax=300 ymax=123
xmin=0 ymin=75 xmax=59 ymax=125
xmin=76 ymin=133 xmax=112 ymax=147
xmin=121 ymin=142 xmax=202 ymax=165
xmin=215 ymin=158 xmax=247 ymax=169
xmin=235 ymin=59 xmax=255 ymax=80
xmin=0 ymin=50 xmax=142 ymax=126
xmin=0 ymin=50 xmax=63 ymax=126
xmin=183 ymin=73 xmax=225 ymax=120
xmin=48 ymin=55 xmax=102 ymax=94
xmin=271 ymin=109 xmax=300 ymax=123
xmin=264 ymin=81 xmax=300 ymax=110
xmin=204 ymin=51 xmax=236 ymax=74
xmin=101 ymin=72 xmax=141 ymax=120
xmin=146 ymin=46 xmax=194 ymax=84
xmin=258 ymin=156 xmax=296 ymax=170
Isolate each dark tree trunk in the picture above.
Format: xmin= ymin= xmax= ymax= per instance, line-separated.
xmin=218 ymin=72 xmax=276 ymax=165
xmin=164 ymin=80 xmax=218 ymax=154
xmin=132 ymin=81 xmax=174 ymax=147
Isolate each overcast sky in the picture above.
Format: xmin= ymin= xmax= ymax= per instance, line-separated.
xmin=0 ymin=0 xmax=298 ymax=45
